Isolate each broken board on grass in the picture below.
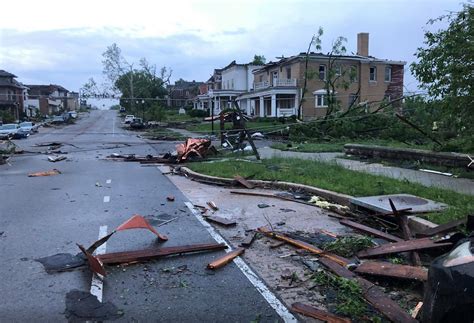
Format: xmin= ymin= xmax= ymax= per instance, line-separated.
xmin=354 ymin=261 xmax=428 ymax=281
xmin=357 ymin=237 xmax=452 ymax=258
xmin=319 ymin=258 xmax=417 ymax=323
xmin=416 ymin=217 xmax=467 ymax=237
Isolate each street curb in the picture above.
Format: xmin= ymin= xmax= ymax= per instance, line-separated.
xmin=179 ymin=167 xmax=439 ymax=233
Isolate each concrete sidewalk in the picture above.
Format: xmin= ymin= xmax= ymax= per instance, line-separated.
xmin=259 ymin=147 xmax=474 ymax=196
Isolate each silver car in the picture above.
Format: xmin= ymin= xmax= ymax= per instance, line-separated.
xmin=0 ymin=124 xmax=20 ymax=139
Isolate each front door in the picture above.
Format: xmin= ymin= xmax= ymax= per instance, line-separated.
xmin=272 ymin=71 xmax=278 ymax=86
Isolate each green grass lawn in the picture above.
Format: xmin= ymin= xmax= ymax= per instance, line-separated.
xmin=271 ymin=139 xmax=434 ymax=153
xmin=188 ymin=157 xmax=474 ymax=224
xmin=144 ymin=128 xmax=186 ymax=140
xmin=187 ymin=120 xmax=284 ymax=134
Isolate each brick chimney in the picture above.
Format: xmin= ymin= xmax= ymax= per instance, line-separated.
xmin=357 ymin=33 xmax=369 ymax=56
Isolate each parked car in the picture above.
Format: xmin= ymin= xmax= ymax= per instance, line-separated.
xmin=0 ymin=124 xmax=20 ymax=139
xmin=130 ymin=118 xmax=145 ymax=129
xmin=19 ymin=122 xmax=39 ymax=134
xmin=119 ymin=107 xmax=126 ymax=112
xmin=51 ymin=115 xmax=65 ymax=124
xmin=124 ymin=115 xmax=135 ymax=124
xmin=68 ymin=111 xmax=78 ymax=119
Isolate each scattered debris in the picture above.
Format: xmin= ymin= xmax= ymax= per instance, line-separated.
xmin=354 ymin=261 xmax=428 ymax=281
xmin=357 ymin=237 xmax=452 ymax=258
xmin=411 ymin=302 xmax=423 ymax=319
xmin=279 ymin=208 xmax=296 ymax=213
xmin=291 ymin=302 xmax=351 ymax=323
xmin=36 ymin=253 xmax=85 ymax=273
xmin=322 ymin=235 xmax=374 ymax=258
xmin=207 ymin=248 xmax=245 ymax=270
xmin=95 ymin=182 xmax=102 ymax=187
xmin=350 ymin=194 xmax=448 ymax=214
xmin=77 ymin=244 xmax=107 ymax=276
xmin=47 ymin=155 xmax=67 ymax=162
xmin=65 ymin=290 xmax=123 ymax=321
xmin=417 ymin=217 xmax=467 ymax=237
xmin=176 ymin=138 xmax=216 ymax=162
xmin=203 ymin=215 xmax=236 ymax=227
xmin=257 ymin=227 xmax=349 ymax=266
xmin=206 ymin=201 xmax=218 ymax=211
xmin=240 ymin=232 xmax=257 ymax=248
xmin=419 ymin=169 xmax=453 ymax=177
xmin=167 ymin=195 xmax=175 ymax=202
xmin=309 ymin=196 xmax=350 ymax=212
xmin=234 ymin=175 xmax=254 ymax=189
xmin=257 ymin=203 xmax=270 ymax=209
xmin=97 ymin=243 xmax=227 ymax=265
xmin=339 ymin=219 xmax=403 ymax=243
xmin=319 ymin=257 xmax=417 ymax=323
xmin=28 ymin=169 xmax=61 ymax=177
xmin=35 ymin=142 xmax=62 ymax=148
xmin=115 ymin=214 xmax=168 ymax=241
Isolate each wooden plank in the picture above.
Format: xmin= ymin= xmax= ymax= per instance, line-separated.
xmin=257 ymin=227 xmax=349 ymax=266
xmin=354 ymin=261 xmax=428 ymax=281
xmin=204 ymin=215 xmax=236 ymax=227
xmin=240 ymin=232 xmax=257 ymax=248
xmin=339 ymin=219 xmax=403 ymax=243
xmin=319 ymin=258 xmax=417 ymax=323
xmin=207 ymin=247 xmax=245 ymax=269
xmin=98 ymin=243 xmax=227 ymax=264
xmin=417 ymin=218 xmax=466 ymax=237
xmin=357 ymin=237 xmax=452 ymax=258
xmin=291 ymin=302 xmax=351 ymax=323
xmin=234 ymin=175 xmax=254 ymax=189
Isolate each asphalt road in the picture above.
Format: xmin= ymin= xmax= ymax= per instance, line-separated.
xmin=0 ymin=110 xmax=286 ymax=322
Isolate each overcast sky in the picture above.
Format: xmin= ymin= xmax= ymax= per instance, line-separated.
xmin=0 ymin=0 xmax=463 ymax=95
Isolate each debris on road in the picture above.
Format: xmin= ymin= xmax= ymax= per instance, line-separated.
xmin=339 ymin=219 xmax=403 ymax=242
xmin=417 ymin=217 xmax=467 ymax=237
xmin=240 ymin=232 xmax=257 ymax=248
xmin=77 ymin=244 xmax=107 ymax=276
xmin=203 ymin=215 xmax=236 ymax=227
xmin=65 ymin=290 xmax=123 ymax=321
xmin=257 ymin=203 xmax=270 ymax=209
xmin=36 ymin=253 xmax=85 ymax=273
xmin=28 ymin=169 xmax=61 ymax=177
xmin=166 ymin=195 xmax=175 ymax=202
xmin=47 ymin=155 xmax=67 ymax=162
xmin=206 ymin=201 xmax=218 ymax=211
xmin=291 ymin=302 xmax=351 ymax=323
xmin=176 ymin=138 xmax=216 ymax=163
xmin=115 ymin=214 xmax=168 ymax=241
xmin=233 ymin=175 xmax=254 ymax=189
xmin=207 ymin=247 xmax=245 ymax=270
xmin=354 ymin=261 xmax=428 ymax=281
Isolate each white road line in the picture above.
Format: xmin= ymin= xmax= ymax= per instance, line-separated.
xmin=112 ymin=117 xmax=115 ymax=137
xmin=90 ymin=225 xmax=108 ymax=302
xmin=103 ymin=196 xmax=110 ymax=203
xmin=106 ymin=179 xmax=112 ymax=184
xmin=184 ymin=202 xmax=297 ymax=323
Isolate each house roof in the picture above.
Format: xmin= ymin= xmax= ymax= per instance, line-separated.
xmin=26 ymin=84 xmax=69 ymax=94
xmin=0 ymin=78 xmax=23 ymax=89
xmin=0 ymin=70 xmax=17 ymax=78
xmin=253 ymin=52 xmax=406 ymax=74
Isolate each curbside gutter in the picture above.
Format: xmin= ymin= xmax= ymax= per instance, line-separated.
xmin=179 ymin=167 xmax=438 ymax=233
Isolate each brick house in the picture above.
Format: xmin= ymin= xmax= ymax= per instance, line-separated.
xmin=0 ymin=70 xmax=25 ymax=121
xmin=26 ymin=84 xmax=69 ymax=116
xmin=237 ymin=33 xmax=405 ymax=119
xmin=166 ymin=79 xmax=203 ymax=109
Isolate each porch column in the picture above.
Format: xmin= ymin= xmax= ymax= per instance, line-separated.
xmin=271 ymin=94 xmax=277 ymax=117
xmin=259 ymin=96 xmax=264 ymax=117
xmin=246 ymin=99 xmax=251 ymax=115
xmin=294 ymin=95 xmax=299 ymax=116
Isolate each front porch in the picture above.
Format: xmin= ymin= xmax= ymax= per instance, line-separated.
xmin=237 ymin=91 xmax=299 ymax=118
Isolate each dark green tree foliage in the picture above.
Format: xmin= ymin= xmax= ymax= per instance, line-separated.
xmin=411 ymin=4 xmax=474 ymax=135
xmin=252 ymin=55 xmax=266 ymax=65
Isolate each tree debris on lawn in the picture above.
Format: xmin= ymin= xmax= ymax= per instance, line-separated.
xmin=207 ymin=247 xmax=245 ymax=270
xmin=28 ymin=169 xmax=61 ymax=177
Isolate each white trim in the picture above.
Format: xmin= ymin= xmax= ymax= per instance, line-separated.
xmin=184 ymin=202 xmax=297 ymax=323
xmin=90 ymin=225 xmax=107 ymax=302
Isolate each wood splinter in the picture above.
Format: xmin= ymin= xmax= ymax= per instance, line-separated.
xmin=207 ymin=248 xmax=245 ymax=270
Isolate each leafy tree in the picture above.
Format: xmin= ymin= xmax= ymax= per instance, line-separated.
xmin=411 ymin=4 xmax=474 ymax=135
xmin=252 ymin=55 xmax=266 ymax=65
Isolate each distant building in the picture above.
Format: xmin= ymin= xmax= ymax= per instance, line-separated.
xmin=26 ymin=84 xmax=70 ymax=115
xmin=0 ymin=70 xmax=25 ymax=121
xmin=166 ymin=79 xmax=203 ymax=109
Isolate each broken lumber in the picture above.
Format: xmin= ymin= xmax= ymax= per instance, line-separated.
xmin=207 ymin=247 xmax=245 ymax=269
xmin=291 ymin=302 xmax=351 ymax=323
xmin=357 ymin=237 xmax=452 ymax=258
xmin=234 ymin=175 xmax=254 ymax=189
xmin=203 ymin=215 xmax=236 ymax=227
xmin=339 ymin=219 xmax=402 ymax=243
xmin=416 ymin=218 xmax=466 ymax=237
xmin=207 ymin=201 xmax=218 ymax=211
xmin=240 ymin=232 xmax=257 ymax=248
xmin=319 ymin=257 xmax=417 ymax=323
xmin=354 ymin=261 xmax=428 ymax=281
xmin=28 ymin=169 xmax=61 ymax=177
xmin=257 ymin=227 xmax=349 ymax=266
xmin=98 ymin=243 xmax=227 ymax=265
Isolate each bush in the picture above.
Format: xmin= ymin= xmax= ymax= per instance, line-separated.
xmin=0 ymin=111 xmax=15 ymax=124
xmin=187 ymin=109 xmax=208 ymax=118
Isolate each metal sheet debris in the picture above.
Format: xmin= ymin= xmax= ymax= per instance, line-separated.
xmin=28 ymin=169 xmax=61 ymax=177
xmin=357 ymin=237 xmax=452 ymax=258
xmin=207 ymin=247 xmax=245 ymax=269
xmin=203 ymin=215 xmax=236 ymax=227
xmin=319 ymin=257 xmax=417 ymax=323
xmin=350 ymin=194 xmax=448 ymax=214
xmin=291 ymin=302 xmax=351 ymax=323
xmin=65 ymin=290 xmax=123 ymax=321
xmin=257 ymin=227 xmax=349 ymax=266
xmin=97 ymin=243 xmax=227 ymax=265
xmin=115 ymin=214 xmax=168 ymax=241
xmin=339 ymin=219 xmax=403 ymax=242
xmin=354 ymin=261 xmax=428 ymax=281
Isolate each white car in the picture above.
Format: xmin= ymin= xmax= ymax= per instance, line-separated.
xmin=19 ymin=122 xmax=39 ymax=133
xmin=0 ymin=124 xmax=20 ymax=139
xmin=124 ymin=115 xmax=135 ymax=124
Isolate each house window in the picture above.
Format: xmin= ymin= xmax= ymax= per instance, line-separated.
xmin=286 ymin=67 xmax=291 ymax=79
xmin=350 ymin=65 xmax=358 ymax=82
xmin=369 ymin=66 xmax=377 ymax=82
xmin=259 ymin=75 xmax=263 ymax=82
xmin=231 ymin=79 xmax=234 ymax=89
xmin=335 ymin=65 xmax=342 ymax=76
xmin=319 ymin=65 xmax=326 ymax=80
xmin=315 ymin=94 xmax=327 ymax=107
xmin=385 ymin=66 xmax=392 ymax=82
